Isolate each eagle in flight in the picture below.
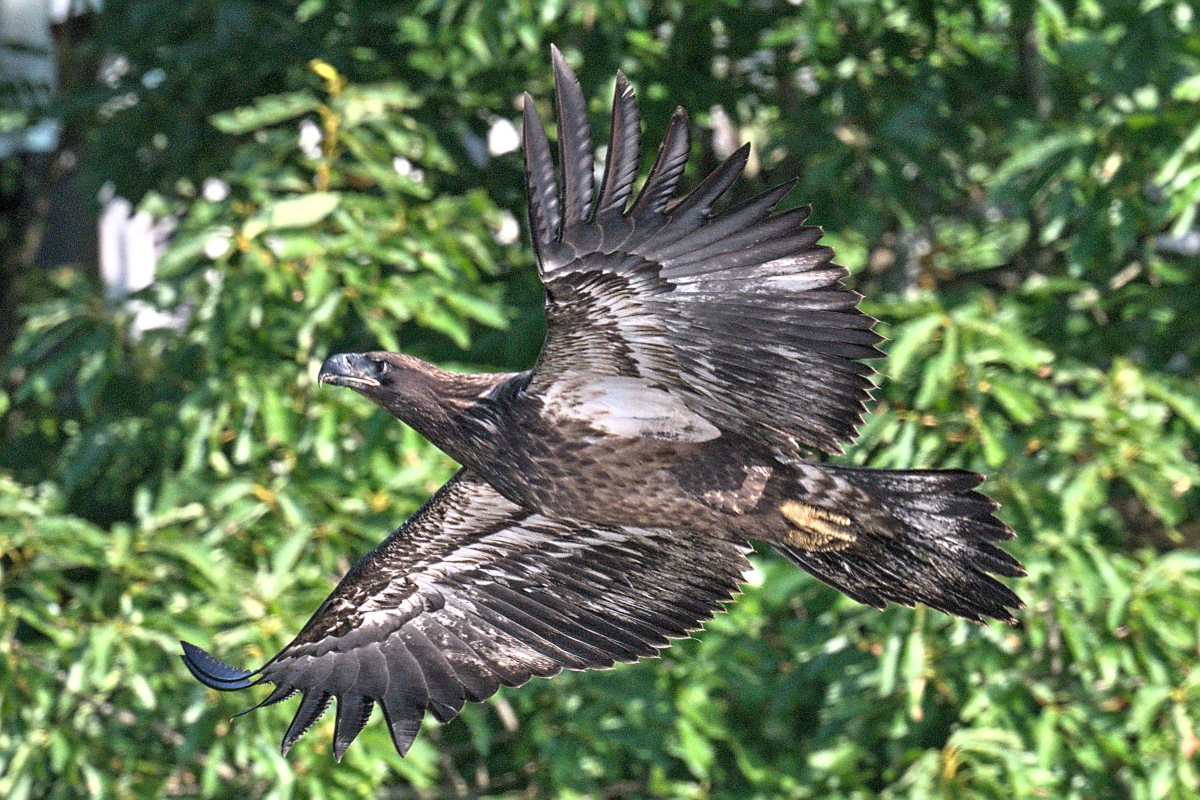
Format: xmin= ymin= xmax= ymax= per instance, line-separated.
xmin=183 ymin=47 xmax=1022 ymax=760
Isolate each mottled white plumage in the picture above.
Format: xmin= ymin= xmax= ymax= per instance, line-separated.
xmin=540 ymin=376 xmax=720 ymax=442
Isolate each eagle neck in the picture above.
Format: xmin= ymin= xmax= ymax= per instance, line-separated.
xmin=382 ymin=368 xmax=524 ymax=471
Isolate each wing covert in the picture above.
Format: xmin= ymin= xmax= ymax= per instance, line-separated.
xmin=183 ymin=469 xmax=750 ymax=759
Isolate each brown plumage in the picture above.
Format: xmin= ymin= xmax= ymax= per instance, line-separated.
xmin=182 ymin=46 xmax=1023 ymax=760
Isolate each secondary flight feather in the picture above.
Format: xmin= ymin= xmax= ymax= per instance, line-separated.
xmin=183 ymin=46 xmax=1023 ymax=759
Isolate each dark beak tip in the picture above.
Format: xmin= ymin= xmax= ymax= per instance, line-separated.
xmin=318 ymin=352 xmax=354 ymax=386
xmin=317 ymin=352 xmax=380 ymax=390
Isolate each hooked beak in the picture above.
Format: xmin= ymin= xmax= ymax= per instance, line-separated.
xmin=318 ymin=352 xmax=380 ymax=389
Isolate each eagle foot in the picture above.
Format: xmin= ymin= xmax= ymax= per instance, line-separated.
xmin=779 ymin=501 xmax=857 ymax=551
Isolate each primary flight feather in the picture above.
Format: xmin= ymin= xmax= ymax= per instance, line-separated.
xmin=183 ymin=46 xmax=1023 ymax=760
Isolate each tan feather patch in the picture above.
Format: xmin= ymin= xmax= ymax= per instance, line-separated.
xmin=779 ymin=501 xmax=857 ymax=551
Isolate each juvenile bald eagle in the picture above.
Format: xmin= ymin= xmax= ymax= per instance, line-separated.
xmin=183 ymin=47 xmax=1022 ymax=760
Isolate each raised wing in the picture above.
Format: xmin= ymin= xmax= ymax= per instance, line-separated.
xmin=523 ymin=46 xmax=883 ymax=456
xmin=182 ymin=469 xmax=750 ymax=759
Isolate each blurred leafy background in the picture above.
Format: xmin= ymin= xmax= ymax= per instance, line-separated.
xmin=2 ymin=0 xmax=1199 ymax=798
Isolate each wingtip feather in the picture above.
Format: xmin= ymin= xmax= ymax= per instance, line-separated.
xmin=596 ymin=66 xmax=642 ymax=218
xmin=668 ymin=142 xmax=750 ymax=220
xmin=281 ymin=690 xmax=333 ymax=757
xmin=333 ymin=694 xmax=374 ymax=762
xmin=522 ymin=90 xmax=560 ymax=253
xmin=630 ymin=106 xmax=691 ymax=217
xmin=550 ymin=44 xmax=595 ymax=226
xmin=180 ymin=641 xmax=256 ymax=691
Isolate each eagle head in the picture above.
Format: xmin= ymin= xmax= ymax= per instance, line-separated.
xmin=317 ymin=351 xmax=434 ymax=396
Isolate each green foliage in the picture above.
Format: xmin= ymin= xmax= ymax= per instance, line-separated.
xmin=2 ymin=1 xmax=1199 ymax=798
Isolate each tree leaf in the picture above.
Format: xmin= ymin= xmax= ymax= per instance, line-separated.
xmin=210 ymin=91 xmax=321 ymax=135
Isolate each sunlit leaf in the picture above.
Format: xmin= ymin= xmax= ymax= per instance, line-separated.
xmin=210 ymin=92 xmax=321 ymax=135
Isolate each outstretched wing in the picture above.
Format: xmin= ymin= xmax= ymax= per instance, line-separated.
xmin=182 ymin=469 xmax=750 ymax=760
xmin=523 ymin=46 xmax=883 ymax=456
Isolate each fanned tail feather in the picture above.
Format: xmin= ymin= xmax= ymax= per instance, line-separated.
xmin=775 ymin=466 xmax=1024 ymax=623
